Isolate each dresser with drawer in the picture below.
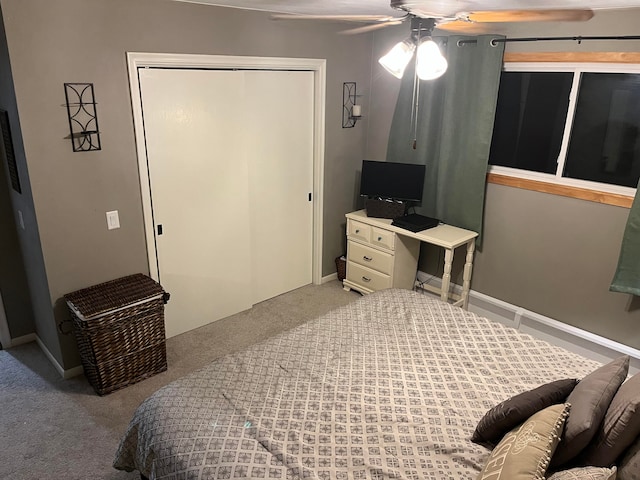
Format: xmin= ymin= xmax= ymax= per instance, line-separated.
xmin=343 ymin=212 xmax=421 ymax=295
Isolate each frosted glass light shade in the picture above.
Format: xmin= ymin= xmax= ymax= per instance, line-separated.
xmin=378 ymin=40 xmax=416 ymax=79
xmin=416 ymin=39 xmax=448 ymax=80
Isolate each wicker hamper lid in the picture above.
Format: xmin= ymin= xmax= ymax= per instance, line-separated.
xmin=64 ymin=273 xmax=165 ymax=319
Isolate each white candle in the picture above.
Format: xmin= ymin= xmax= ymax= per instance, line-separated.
xmin=352 ymin=104 xmax=362 ymax=117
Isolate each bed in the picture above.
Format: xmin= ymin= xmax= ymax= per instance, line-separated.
xmin=113 ymin=289 xmax=632 ymax=479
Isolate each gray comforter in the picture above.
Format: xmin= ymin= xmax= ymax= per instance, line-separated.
xmin=114 ymin=289 xmax=599 ymax=479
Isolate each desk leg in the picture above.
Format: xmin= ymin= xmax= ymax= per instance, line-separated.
xmin=441 ymin=248 xmax=453 ymax=303
xmin=461 ymin=239 xmax=476 ymax=310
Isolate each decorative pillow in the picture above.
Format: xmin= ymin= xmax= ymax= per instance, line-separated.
xmin=477 ymin=403 xmax=570 ymax=480
xmin=580 ymin=371 xmax=640 ymax=466
xmin=551 ymin=356 xmax=629 ymax=467
xmin=547 ymin=466 xmax=617 ymax=480
xmin=618 ymin=436 xmax=640 ymax=480
xmin=472 ymin=379 xmax=579 ymax=446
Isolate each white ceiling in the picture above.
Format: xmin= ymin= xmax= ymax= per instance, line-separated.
xmin=175 ymin=0 xmax=640 ymax=17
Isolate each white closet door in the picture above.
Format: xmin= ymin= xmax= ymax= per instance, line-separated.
xmin=244 ymin=71 xmax=314 ymax=304
xmin=139 ymin=68 xmax=252 ymax=338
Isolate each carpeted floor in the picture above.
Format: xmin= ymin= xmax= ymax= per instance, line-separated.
xmin=0 ymin=280 xmax=359 ymax=480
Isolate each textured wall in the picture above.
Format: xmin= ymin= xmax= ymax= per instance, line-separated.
xmin=0 ymin=4 xmax=54 ymax=351
xmin=5 ymin=0 xmax=640 ymax=368
xmin=366 ymin=10 xmax=640 ymax=349
xmin=0 ymin=0 xmax=373 ymax=368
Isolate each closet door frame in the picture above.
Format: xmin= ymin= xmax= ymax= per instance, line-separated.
xmin=127 ymin=52 xmax=326 ymax=286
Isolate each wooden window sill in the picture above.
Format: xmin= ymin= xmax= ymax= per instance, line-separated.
xmin=490 ymin=52 xmax=639 ymax=209
xmin=487 ymin=173 xmax=633 ymax=208
xmin=504 ymin=52 xmax=640 ymax=63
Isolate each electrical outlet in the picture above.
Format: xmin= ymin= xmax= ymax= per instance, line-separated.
xmin=106 ymin=210 xmax=120 ymax=230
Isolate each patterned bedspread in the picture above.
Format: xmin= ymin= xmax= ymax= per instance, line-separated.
xmin=114 ymin=289 xmax=600 ymax=479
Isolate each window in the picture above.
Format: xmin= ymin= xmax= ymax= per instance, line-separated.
xmin=565 ymin=73 xmax=640 ymax=188
xmin=491 ymin=72 xmax=572 ymax=174
xmin=489 ymin=62 xmax=640 ymax=196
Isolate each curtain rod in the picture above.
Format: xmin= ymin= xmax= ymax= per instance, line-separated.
xmin=458 ymin=35 xmax=640 ymax=45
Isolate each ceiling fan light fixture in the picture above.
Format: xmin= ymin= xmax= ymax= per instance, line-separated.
xmin=415 ymin=38 xmax=447 ymax=80
xmin=378 ymin=39 xmax=416 ymax=79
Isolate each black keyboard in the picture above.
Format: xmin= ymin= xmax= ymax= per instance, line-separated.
xmin=391 ymin=214 xmax=439 ymax=232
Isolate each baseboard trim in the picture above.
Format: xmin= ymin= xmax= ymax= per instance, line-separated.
xmin=6 ymin=333 xmax=36 ymax=348
xmin=416 ymin=271 xmax=640 ymax=374
xmin=4 ymin=333 xmax=83 ymax=378
xmin=34 ymin=335 xmax=65 ymax=378
xmin=63 ymin=364 xmax=84 ymax=379
xmin=32 ymin=335 xmax=83 ymax=379
xmin=322 ymin=272 xmax=338 ymax=284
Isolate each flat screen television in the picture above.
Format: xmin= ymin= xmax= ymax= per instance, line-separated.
xmin=359 ymin=160 xmax=426 ymax=203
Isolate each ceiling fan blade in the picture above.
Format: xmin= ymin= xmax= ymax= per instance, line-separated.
xmin=435 ymin=21 xmax=490 ymax=34
xmin=270 ymin=13 xmax=402 ymax=23
xmin=339 ymin=21 xmax=405 ymax=35
xmin=466 ymin=9 xmax=594 ymax=23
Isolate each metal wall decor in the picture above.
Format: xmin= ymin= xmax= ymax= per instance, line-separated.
xmin=342 ymin=82 xmax=362 ymax=128
xmin=64 ymin=83 xmax=101 ymax=152
xmin=0 ymin=109 xmax=21 ymax=193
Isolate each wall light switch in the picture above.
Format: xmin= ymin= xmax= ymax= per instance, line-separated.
xmin=106 ymin=210 xmax=120 ymax=230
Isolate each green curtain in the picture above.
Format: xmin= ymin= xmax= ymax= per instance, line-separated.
xmin=610 ymin=178 xmax=640 ymax=295
xmin=386 ymin=35 xmax=505 ymax=246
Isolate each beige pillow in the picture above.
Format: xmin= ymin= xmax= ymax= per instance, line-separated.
xmin=547 ymin=466 xmax=617 ymax=480
xmin=552 ymin=356 xmax=630 ymax=467
xmin=580 ymin=371 xmax=640 ymax=466
xmin=618 ymin=436 xmax=640 ymax=480
xmin=477 ymin=403 xmax=570 ymax=480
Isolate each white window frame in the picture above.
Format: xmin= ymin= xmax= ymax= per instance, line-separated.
xmin=489 ymin=61 xmax=640 ymax=198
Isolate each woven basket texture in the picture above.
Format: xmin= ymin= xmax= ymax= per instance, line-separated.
xmin=365 ymin=198 xmax=405 ymax=219
xmin=335 ymin=256 xmax=346 ymax=281
xmin=64 ymin=274 xmax=168 ymax=395
xmin=64 ymin=273 xmax=165 ymax=320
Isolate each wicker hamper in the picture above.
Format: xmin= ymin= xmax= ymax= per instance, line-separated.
xmin=335 ymin=255 xmax=347 ymax=282
xmin=64 ymin=273 xmax=169 ymax=395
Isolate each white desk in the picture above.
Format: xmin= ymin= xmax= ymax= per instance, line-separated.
xmin=343 ymin=210 xmax=478 ymax=309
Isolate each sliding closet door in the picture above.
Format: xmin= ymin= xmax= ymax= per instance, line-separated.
xmin=138 ymin=67 xmax=314 ymax=338
xmin=244 ymin=71 xmax=314 ymax=304
xmin=139 ymin=69 xmax=252 ymax=338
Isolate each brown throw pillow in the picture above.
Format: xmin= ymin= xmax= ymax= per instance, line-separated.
xmin=471 ymin=379 xmax=579 ymax=446
xmin=580 ymin=371 xmax=640 ymax=467
xmin=551 ymin=356 xmax=630 ymax=468
xmin=618 ymin=436 xmax=640 ymax=480
xmin=477 ymin=403 xmax=570 ymax=480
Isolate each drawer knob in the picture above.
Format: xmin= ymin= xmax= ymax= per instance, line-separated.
xmin=363 ymin=256 xmax=372 ymax=262
xmin=377 ymin=236 xmax=382 ymax=241
xmin=362 ymin=276 xmax=371 ymax=282
xmin=355 ymin=229 xmax=360 ymax=234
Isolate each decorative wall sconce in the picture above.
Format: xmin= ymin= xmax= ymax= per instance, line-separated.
xmin=64 ymin=83 xmax=101 ymax=152
xmin=342 ymin=82 xmax=363 ymax=128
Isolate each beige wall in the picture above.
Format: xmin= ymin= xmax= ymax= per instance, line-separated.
xmin=0 ymin=4 xmax=53 ymax=349
xmin=476 ymin=185 xmax=640 ymax=346
xmin=366 ymin=10 xmax=640 ymax=349
xmin=0 ymin=6 xmax=31 ymax=339
xmin=0 ymin=0 xmax=373 ymax=368
xmin=0 ymin=118 xmax=34 ymax=339
xmin=0 ymin=132 xmax=34 ymax=339
xmin=4 ymin=1 xmax=640 ymax=368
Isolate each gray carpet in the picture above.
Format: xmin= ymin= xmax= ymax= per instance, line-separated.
xmin=0 ymin=281 xmax=359 ymax=480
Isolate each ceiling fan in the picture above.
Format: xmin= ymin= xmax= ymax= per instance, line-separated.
xmin=272 ymin=1 xmax=595 ymax=80
xmin=271 ymin=0 xmax=595 ymax=35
